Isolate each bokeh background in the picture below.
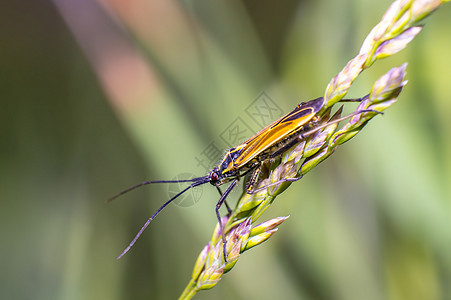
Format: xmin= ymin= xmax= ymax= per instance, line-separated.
xmin=1 ymin=0 xmax=450 ymax=299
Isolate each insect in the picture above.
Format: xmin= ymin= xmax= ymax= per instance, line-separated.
xmin=110 ymin=95 xmax=374 ymax=260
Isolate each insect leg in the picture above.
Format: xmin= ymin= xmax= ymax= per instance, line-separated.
xmin=215 ymin=186 xmax=232 ymax=215
xmin=339 ymin=94 xmax=369 ymax=103
xmin=299 ymin=107 xmax=382 ymax=139
xmin=245 ymin=165 xmax=262 ymax=194
xmin=215 ymin=179 xmax=238 ymax=262
xmin=247 ymin=175 xmax=303 ymax=194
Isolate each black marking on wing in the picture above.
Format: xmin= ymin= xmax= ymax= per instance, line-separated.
xmin=270 ymin=97 xmax=324 ymax=129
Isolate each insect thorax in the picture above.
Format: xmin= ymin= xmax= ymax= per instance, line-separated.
xmin=210 ymin=145 xmax=252 ymax=185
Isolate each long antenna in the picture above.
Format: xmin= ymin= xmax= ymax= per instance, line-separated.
xmin=116 ymin=178 xmax=209 ymax=259
xmin=107 ymin=176 xmax=208 ymax=202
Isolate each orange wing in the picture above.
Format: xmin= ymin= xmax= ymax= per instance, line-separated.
xmin=232 ymin=97 xmax=324 ymax=169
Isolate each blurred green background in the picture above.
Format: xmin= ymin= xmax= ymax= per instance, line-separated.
xmin=1 ymin=0 xmax=450 ymax=299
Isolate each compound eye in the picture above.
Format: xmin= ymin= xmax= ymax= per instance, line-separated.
xmin=211 ymin=172 xmax=219 ymax=182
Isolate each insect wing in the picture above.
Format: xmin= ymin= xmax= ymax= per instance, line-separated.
xmin=233 ymin=97 xmax=324 ymax=168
